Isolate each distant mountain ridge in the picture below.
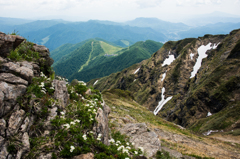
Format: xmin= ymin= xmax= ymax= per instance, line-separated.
xmin=0 ymin=15 xmax=239 ymax=51
xmin=52 ymin=39 xmax=163 ymax=82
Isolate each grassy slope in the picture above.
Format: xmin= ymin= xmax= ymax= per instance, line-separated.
xmin=69 ymin=40 xmax=163 ymax=82
xmin=100 ymin=41 xmax=123 ymax=55
xmin=103 ymin=89 xmax=240 ymax=159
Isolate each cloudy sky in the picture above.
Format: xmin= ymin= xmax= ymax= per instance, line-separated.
xmin=0 ymin=0 xmax=240 ymax=22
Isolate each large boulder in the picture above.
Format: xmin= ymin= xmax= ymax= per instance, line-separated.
xmin=120 ymin=123 xmax=161 ymax=158
xmin=53 ymin=80 xmax=69 ymax=109
xmin=93 ymin=100 xmax=111 ymax=145
xmin=0 ymin=32 xmax=25 ymax=58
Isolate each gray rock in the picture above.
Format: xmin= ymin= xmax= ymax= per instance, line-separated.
xmin=0 ymin=82 xmax=26 ymax=117
xmin=20 ymin=117 xmax=30 ymax=132
xmin=0 ymin=32 xmax=24 ymax=58
xmin=7 ymin=109 xmax=25 ymax=136
xmin=53 ymin=80 xmax=69 ymax=109
xmin=120 ymin=123 xmax=161 ymax=158
xmin=0 ymin=143 xmax=8 ymax=159
xmin=0 ymin=136 xmax=4 ymax=147
xmin=1 ymin=62 xmax=34 ymax=82
xmin=16 ymin=132 xmax=30 ymax=159
xmin=0 ymin=73 xmax=28 ymax=86
xmin=44 ymin=107 xmax=58 ymax=129
xmin=72 ymin=153 xmax=94 ymax=159
xmin=0 ymin=119 xmax=6 ymax=137
xmin=36 ymin=153 xmax=52 ymax=159
xmin=93 ymin=100 xmax=110 ymax=145
xmin=162 ymin=146 xmax=183 ymax=158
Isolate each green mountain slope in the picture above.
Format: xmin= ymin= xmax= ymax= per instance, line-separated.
xmin=89 ymin=29 xmax=240 ymax=135
xmin=52 ymin=39 xmax=163 ymax=82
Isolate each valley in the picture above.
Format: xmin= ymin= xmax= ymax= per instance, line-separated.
xmin=0 ymin=15 xmax=240 ymax=159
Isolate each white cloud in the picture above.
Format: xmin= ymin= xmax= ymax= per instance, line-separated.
xmin=135 ymin=0 xmax=164 ymax=8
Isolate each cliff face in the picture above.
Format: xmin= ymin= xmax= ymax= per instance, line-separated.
xmin=0 ymin=32 xmax=112 ymax=159
xmin=90 ymin=29 xmax=240 ymax=133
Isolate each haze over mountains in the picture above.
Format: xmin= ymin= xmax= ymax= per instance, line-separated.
xmin=0 ymin=11 xmax=240 ymax=51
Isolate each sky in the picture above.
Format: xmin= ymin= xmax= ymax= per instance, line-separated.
xmin=0 ymin=0 xmax=240 ymax=22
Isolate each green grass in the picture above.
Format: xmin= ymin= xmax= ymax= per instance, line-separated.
xmin=100 ymin=41 xmax=123 ymax=55
xmin=120 ymin=40 xmax=130 ymax=46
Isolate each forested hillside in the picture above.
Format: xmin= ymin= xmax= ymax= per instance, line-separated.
xmin=52 ymin=39 xmax=163 ymax=82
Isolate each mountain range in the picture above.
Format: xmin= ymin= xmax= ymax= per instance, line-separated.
xmin=89 ymin=29 xmax=240 ymax=135
xmin=1 ymin=13 xmax=240 ymax=51
xmin=52 ymin=39 xmax=163 ymax=82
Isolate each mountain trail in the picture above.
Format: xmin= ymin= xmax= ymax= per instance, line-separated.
xmin=78 ymin=41 xmax=94 ymax=72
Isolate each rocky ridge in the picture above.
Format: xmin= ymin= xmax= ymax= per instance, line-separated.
xmin=90 ymin=29 xmax=240 ymax=134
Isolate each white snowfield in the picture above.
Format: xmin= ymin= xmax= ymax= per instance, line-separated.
xmin=162 ymin=51 xmax=175 ymax=66
xmin=93 ymin=80 xmax=98 ymax=86
xmin=161 ymin=72 xmax=167 ymax=82
xmin=190 ymin=43 xmax=219 ymax=78
xmin=190 ymin=53 xmax=194 ymax=60
xmin=153 ymin=87 xmax=173 ymax=115
xmin=134 ymin=67 xmax=140 ymax=74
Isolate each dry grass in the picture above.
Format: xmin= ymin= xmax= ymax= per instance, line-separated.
xmin=103 ymin=90 xmax=240 ymax=159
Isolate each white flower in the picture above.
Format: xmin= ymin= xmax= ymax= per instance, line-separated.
xmin=122 ymin=148 xmax=129 ymax=153
xmin=116 ymin=141 xmax=121 ymax=144
xmin=70 ymin=145 xmax=75 ymax=152
xmin=117 ymin=145 xmax=124 ymax=151
xmin=63 ymin=124 xmax=70 ymax=129
xmin=134 ymin=151 xmax=138 ymax=154
xmin=126 ymin=142 xmax=129 ymax=145
xmin=126 ymin=146 xmax=131 ymax=149
xmin=138 ymin=147 xmax=144 ymax=153
xmin=125 ymin=158 xmax=130 ymax=159
xmin=74 ymin=119 xmax=80 ymax=123
xmin=89 ymin=131 xmax=93 ymax=134
xmin=60 ymin=112 xmax=65 ymax=115
xmin=109 ymin=138 xmax=115 ymax=143
xmin=97 ymin=137 xmax=101 ymax=141
xmin=90 ymin=118 xmax=94 ymax=121
xmin=82 ymin=134 xmax=87 ymax=140
xmin=70 ymin=121 xmax=76 ymax=125
xmin=86 ymin=104 xmax=89 ymax=107
xmin=50 ymin=87 xmax=54 ymax=90
xmin=41 ymin=90 xmax=46 ymax=94
xmin=39 ymin=82 xmax=44 ymax=88
xmin=78 ymin=81 xmax=86 ymax=86
xmin=116 ymin=143 xmax=119 ymax=146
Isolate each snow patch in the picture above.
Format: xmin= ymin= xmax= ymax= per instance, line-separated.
xmin=203 ymin=130 xmax=218 ymax=136
xmin=134 ymin=68 xmax=140 ymax=74
xmin=207 ymin=112 xmax=212 ymax=117
xmin=153 ymin=87 xmax=173 ymax=115
xmin=162 ymin=54 xmax=175 ymax=66
xmin=190 ymin=43 xmax=213 ymax=78
xmin=161 ymin=72 xmax=167 ymax=82
xmin=190 ymin=53 xmax=194 ymax=60
xmin=213 ymin=42 xmax=220 ymax=49
xmin=93 ymin=80 xmax=98 ymax=86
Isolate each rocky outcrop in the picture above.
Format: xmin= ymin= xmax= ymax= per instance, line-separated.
xmin=0 ymin=32 xmax=25 ymax=58
xmin=72 ymin=153 xmax=94 ymax=159
xmin=93 ymin=100 xmax=111 ymax=145
xmin=53 ymin=80 xmax=69 ymax=109
xmin=120 ymin=123 xmax=161 ymax=158
xmin=0 ymin=33 xmax=55 ymax=159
